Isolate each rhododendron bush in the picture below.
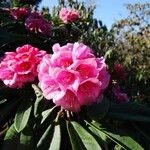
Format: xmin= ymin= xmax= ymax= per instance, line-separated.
xmin=0 ymin=0 xmax=150 ymax=150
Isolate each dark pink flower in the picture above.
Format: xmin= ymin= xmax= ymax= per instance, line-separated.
xmin=0 ymin=45 xmax=46 ymax=88
xmin=112 ymin=85 xmax=129 ymax=103
xmin=11 ymin=7 xmax=29 ymax=20
xmin=59 ymin=8 xmax=79 ymax=23
xmin=114 ymin=63 xmax=126 ymax=80
xmin=25 ymin=12 xmax=52 ymax=36
xmin=38 ymin=42 xmax=110 ymax=112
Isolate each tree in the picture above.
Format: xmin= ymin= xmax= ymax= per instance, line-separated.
xmin=110 ymin=2 xmax=150 ymax=103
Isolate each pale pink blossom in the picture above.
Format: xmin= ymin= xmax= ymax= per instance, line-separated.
xmin=25 ymin=12 xmax=52 ymax=36
xmin=59 ymin=8 xmax=79 ymax=23
xmin=0 ymin=45 xmax=46 ymax=88
xmin=38 ymin=42 xmax=110 ymax=112
xmin=11 ymin=7 xmax=29 ymax=20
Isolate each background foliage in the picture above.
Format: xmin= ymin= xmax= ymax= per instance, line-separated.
xmin=0 ymin=0 xmax=150 ymax=150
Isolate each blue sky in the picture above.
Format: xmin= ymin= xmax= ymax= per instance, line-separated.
xmin=39 ymin=0 xmax=148 ymax=29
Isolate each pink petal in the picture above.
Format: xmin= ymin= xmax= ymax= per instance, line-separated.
xmin=55 ymin=69 xmax=79 ymax=91
xmin=76 ymin=63 xmax=98 ymax=80
xmin=77 ymin=79 xmax=101 ymax=105
xmin=52 ymin=43 xmax=61 ymax=53
xmin=72 ymin=42 xmax=94 ymax=60
xmin=40 ymin=78 xmax=60 ymax=100
xmin=51 ymin=51 xmax=73 ymax=68
xmin=55 ymin=89 xmax=80 ymax=112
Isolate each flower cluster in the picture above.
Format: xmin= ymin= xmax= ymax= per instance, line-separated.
xmin=38 ymin=43 xmax=110 ymax=112
xmin=59 ymin=8 xmax=79 ymax=23
xmin=10 ymin=7 xmax=29 ymax=20
xmin=0 ymin=45 xmax=46 ymax=88
xmin=25 ymin=12 xmax=52 ymax=36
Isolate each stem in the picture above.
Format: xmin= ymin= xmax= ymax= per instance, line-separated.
xmin=0 ymin=123 xmax=8 ymax=137
xmin=55 ymin=107 xmax=63 ymax=122
xmin=66 ymin=110 xmax=70 ymax=120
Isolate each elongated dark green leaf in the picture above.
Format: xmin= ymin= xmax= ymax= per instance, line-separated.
xmin=17 ymin=126 xmax=34 ymax=150
xmin=71 ymin=121 xmax=102 ymax=150
xmin=41 ymin=106 xmax=57 ymax=124
xmin=88 ymin=125 xmax=107 ymax=142
xmin=37 ymin=123 xmax=54 ymax=150
xmin=87 ymin=122 xmax=124 ymax=149
xmin=2 ymin=124 xmax=19 ymax=150
xmin=91 ymin=98 xmax=150 ymax=122
xmin=67 ymin=121 xmax=86 ymax=150
xmin=4 ymin=124 xmax=19 ymax=140
xmin=107 ymin=112 xmax=150 ymax=122
xmin=132 ymin=123 xmax=150 ymax=141
xmin=87 ymin=97 xmax=110 ymax=120
xmin=3 ymin=124 xmax=34 ymax=150
xmin=109 ymin=101 xmax=150 ymax=116
xmin=49 ymin=123 xmax=61 ymax=150
xmin=32 ymin=84 xmax=44 ymax=117
xmin=14 ymin=101 xmax=32 ymax=132
xmin=88 ymin=121 xmax=144 ymax=150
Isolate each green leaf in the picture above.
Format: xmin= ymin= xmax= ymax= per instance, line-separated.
xmin=2 ymin=124 xmax=34 ymax=150
xmin=88 ymin=121 xmax=144 ymax=150
xmin=132 ymin=123 xmax=150 ymax=141
xmin=67 ymin=121 xmax=86 ymax=150
xmin=104 ymin=100 xmax=150 ymax=122
xmin=41 ymin=106 xmax=57 ymax=124
xmin=107 ymin=112 xmax=150 ymax=122
xmin=4 ymin=124 xmax=19 ymax=140
xmin=109 ymin=102 xmax=150 ymax=116
xmin=87 ymin=97 xmax=110 ymax=120
xmin=49 ymin=122 xmax=61 ymax=150
xmin=88 ymin=125 xmax=107 ymax=142
xmin=71 ymin=121 xmax=102 ymax=150
xmin=32 ymin=84 xmax=44 ymax=117
xmin=35 ymin=107 xmax=58 ymax=143
xmin=37 ymin=123 xmax=54 ymax=150
xmin=2 ymin=124 xmax=19 ymax=150
xmin=18 ymin=126 xmax=34 ymax=150
xmin=88 ymin=99 xmax=150 ymax=122
xmin=14 ymin=100 xmax=32 ymax=132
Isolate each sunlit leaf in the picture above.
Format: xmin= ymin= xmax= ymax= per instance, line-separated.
xmin=14 ymin=100 xmax=32 ymax=132
xmin=71 ymin=121 xmax=102 ymax=150
xmin=67 ymin=121 xmax=86 ymax=150
xmin=88 ymin=121 xmax=144 ymax=150
xmin=37 ymin=123 xmax=54 ymax=150
xmin=49 ymin=123 xmax=61 ymax=150
xmin=2 ymin=124 xmax=19 ymax=150
xmin=32 ymin=84 xmax=44 ymax=117
xmin=18 ymin=126 xmax=34 ymax=150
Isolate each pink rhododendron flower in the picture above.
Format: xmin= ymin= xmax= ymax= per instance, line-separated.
xmin=11 ymin=7 xmax=29 ymax=20
xmin=59 ymin=8 xmax=79 ymax=23
xmin=114 ymin=63 xmax=126 ymax=80
xmin=38 ymin=42 xmax=110 ymax=112
xmin=25 ymin=12 xmax=52 ymax=36
xmin=0 ymin=45 xmax=46 ymax=88
xmin=112 ymin=85 xmax=129 ymax=103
